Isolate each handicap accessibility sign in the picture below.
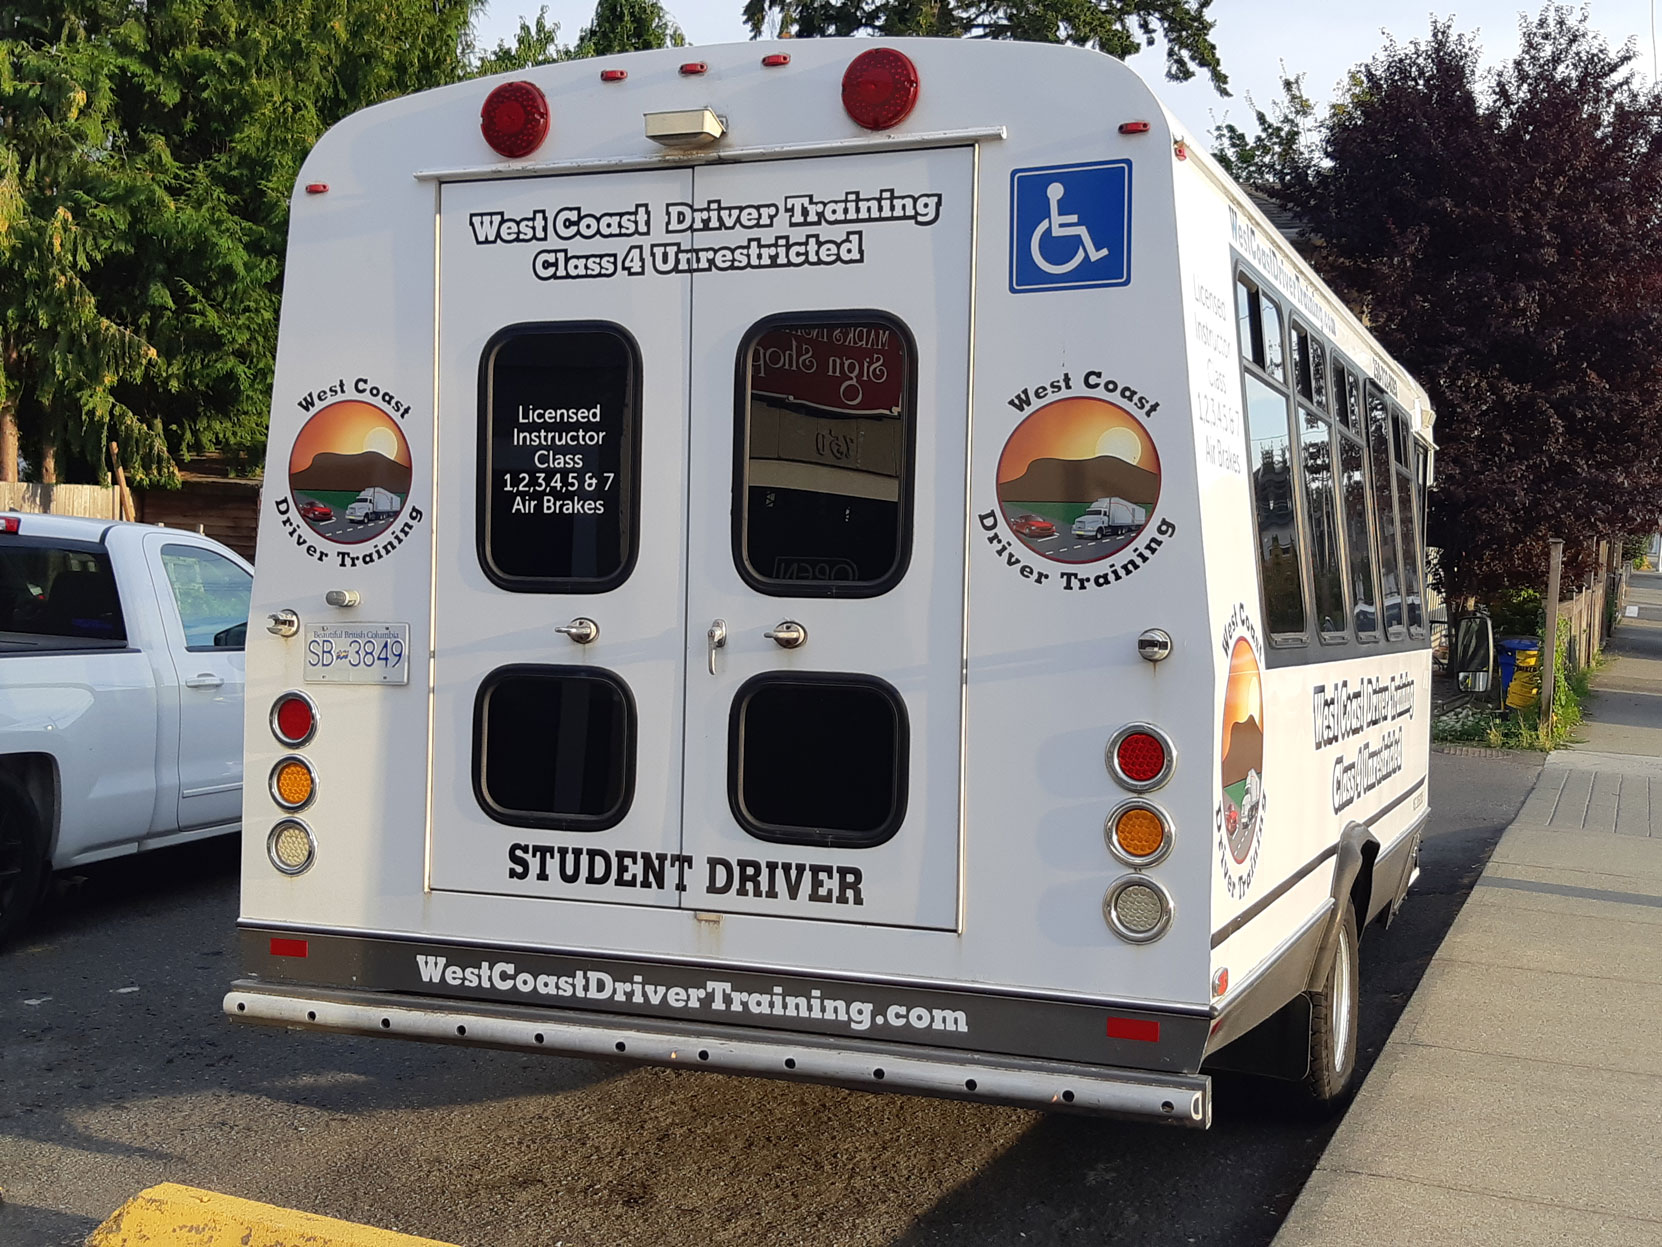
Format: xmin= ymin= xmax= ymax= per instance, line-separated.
xmin=1009 ymin=160 xmax=1132 ymax=293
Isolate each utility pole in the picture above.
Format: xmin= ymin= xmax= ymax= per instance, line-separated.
xmin=1541 ymin=538 xmax=1564 ymax=743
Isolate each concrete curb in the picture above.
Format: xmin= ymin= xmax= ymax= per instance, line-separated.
xmin=86 ymin=1183 xmax=458 ymax=1247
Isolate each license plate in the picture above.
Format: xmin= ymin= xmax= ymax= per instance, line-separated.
xmin=303 ymin=623 xmax=411 ymax=684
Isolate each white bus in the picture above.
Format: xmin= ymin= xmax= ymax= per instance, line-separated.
xmin=228 ymin=38 xmax=1434 ymax=1127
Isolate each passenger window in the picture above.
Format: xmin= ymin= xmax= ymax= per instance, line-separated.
xmin=1299 ymin=410 xmax=1346 ymax=639
xmin=160 ymin=544 xmax=252 ymax=649
xmin=1338 ymin=430 xmax=1380 ymax=639
xmin=478 ymin=325 xmax=640 ymax=593
xmin=1392 ymin=407 xmax=1425 ymax=633
xmin=0 ymin=543 xmax=127 ymax=647
xmin=1244 ymin=373 xmax=1307 ymax=640
xmin=473 ymin=665 xmax=635 ymax=830
xmin=735 ymin=317 xmax=913 ymax=596
xmin=1333 ymin=360 xmax=1362 ymax=435
xmin=1366 ymin=383 xmax=1405 ymax=638
xmin=729 ymin=673 xmax=908 ymax=847
xmin=1292 ymin=324 xmax=1326 ymax=409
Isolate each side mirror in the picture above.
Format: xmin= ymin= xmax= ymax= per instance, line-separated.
xmin=1453 ymin=609 xmax=1496 ymax=698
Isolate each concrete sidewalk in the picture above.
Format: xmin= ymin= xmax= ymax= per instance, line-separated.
xmin=1274 ymin=573 xmax=1662 ymax=1247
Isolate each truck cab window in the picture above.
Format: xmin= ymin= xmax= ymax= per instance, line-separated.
xmin=160 ymin=544 xmax=252 ymax=650
xmin=0 ymin=543 xmax=127 ymax=647
xmin=735 ymin=317 xmax=914 ymax=596
xmin=479 ymin=324 xmax=640 ymax=593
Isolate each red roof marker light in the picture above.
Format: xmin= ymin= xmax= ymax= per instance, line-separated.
xmin=600 ymin=68 xmax=628 ymax=82
xmin=304 ymin=183 xmax=329 ymax=194
xmin=762 ymin=53 xmax=791 ymax=67
xmin=842 ymin=48 xmax=919 ymax=131
xmin=679 ymin=61 xmax=708 ymax=76
xmin=480 ymin=80 xmax=550 ymax=159
xmin=1118 ymin=121 xmax=1151 ymax=134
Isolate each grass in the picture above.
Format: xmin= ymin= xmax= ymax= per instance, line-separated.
xmin=1432 ymin=647 xmax=1603 ymax=751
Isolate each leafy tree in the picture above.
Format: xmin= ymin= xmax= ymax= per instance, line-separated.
xmin=1212 ymin=68 xmax=1315 ymax=204
xmin=1222 ymin=8 xmax=1662 ymax=598
xmin=574 ymin=0 xmax=685 ymax=57
xmin=742 ymin=0 xmax=1225 ymax=91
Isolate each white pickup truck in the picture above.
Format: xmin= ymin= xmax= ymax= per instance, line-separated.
xmin=0 ymin=512 xmax=253 ymax=943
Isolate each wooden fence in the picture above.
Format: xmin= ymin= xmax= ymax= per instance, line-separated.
xmin=0 ymin=482 xmax=120 ymax=518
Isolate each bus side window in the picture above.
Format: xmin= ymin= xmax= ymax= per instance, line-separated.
xmin=1365 ymin=381 xmax=1407 ymax=640
xmin=1333 ymin=364 xmax=1380 ymax=640
xmin=1292 ymin=324 xmax=1327 ymax=411
xmin=1237 ymin=273 xmax=1306 ymax=644
xmin=1392 ymin=405 xmax=1425 ymax=634
xmin=1299 ymin=405 xmax=1346 ymax=641
xmin=734 ymin=316 xmax=914 ymax=597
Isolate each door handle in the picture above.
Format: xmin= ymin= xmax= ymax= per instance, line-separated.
xmin=555 ymin=617 xmax=600 ymax=645
xmin=185 ymin=673 xmax=224 ymax=689
xmin=763 ymin=620 xmax=808 ymax=650
xmin=707 ymin=619 xmax=727 ymax=675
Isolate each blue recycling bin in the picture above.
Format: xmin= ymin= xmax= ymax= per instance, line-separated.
xmin=1498 ymin=638 xmax=1542 ymax=702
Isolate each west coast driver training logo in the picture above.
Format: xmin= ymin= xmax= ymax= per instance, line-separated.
xmin=996 ymin=395 xmax=1161 ymax=563
xmin=1217 ymin=610 xmax=1266 ymax=900
xmin=288 ymin=400 xmax=412 ymax=544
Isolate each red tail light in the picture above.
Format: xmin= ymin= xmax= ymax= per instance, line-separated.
xmin=480 ymin=81 xmax=549 ymax=158
xmin=271 ymin=693 xmax=317 ymax=747
xmin=841 ymin=48 xmax=919 ymax=131
xmin=1116 ymin=733 xmax=1166 ymax=783
xmin=270 ymin=937 xmax=309 ymax=958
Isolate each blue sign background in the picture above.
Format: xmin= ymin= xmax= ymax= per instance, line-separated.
xmin=1009 ymin=160 xmax=1133 ymax=293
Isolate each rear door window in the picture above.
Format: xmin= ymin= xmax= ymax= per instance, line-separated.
xmin=159 ymin=544 xmax=252 ymax=649
xmin=734 ymin=316 xmax=914 ymax=596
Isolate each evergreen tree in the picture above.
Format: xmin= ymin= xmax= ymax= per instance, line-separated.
xmin=742 ymin=0 xmax=1224 ymax=91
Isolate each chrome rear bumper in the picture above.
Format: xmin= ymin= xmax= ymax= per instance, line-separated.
xmin=226 ymin=981 xmax=1211 ymax=1127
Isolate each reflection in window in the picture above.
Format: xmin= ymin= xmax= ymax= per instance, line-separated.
xmin=1366 ymin=383 xmax=1405 ymax=636
xmin=161 ymin=545 xmax=252 ymax=649
xmin=1300 ymin=410 xmax=1346 ymax=637
xmin=1339 ymin=433 xmax=1379 ymax=638
xmin=737 ymin=318 xmax=912 ymax=595
xmin=1334 ymin=360 xmax=1362 ymax=435
xmin=0 ymin=544 xmax=127 ymax=646
xmin=1245 ymin=374 xmax=1306 ymax=638
xmin=1393 ymin=407 xmax=1425 ymax=633
xmin=1292 ymin=325 xmax=1327 ymax=410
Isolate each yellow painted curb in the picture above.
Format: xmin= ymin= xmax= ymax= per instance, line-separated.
xmin=87 ymin=1182 xmax=459 ymax=1247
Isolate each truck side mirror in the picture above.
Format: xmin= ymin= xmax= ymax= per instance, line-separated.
xmin=1453 ymin=610 xmax=1495 ymax=697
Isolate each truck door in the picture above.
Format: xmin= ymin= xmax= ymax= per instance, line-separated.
xmin=145 ymin=534 xmax=252 ymax=830
xmin=678 ymin=150 xmax=974 ymax=928
xmin=429 ymin=171 xmax=692 ymax=905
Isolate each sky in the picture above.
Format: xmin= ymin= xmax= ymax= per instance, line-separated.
xmin=470 ymin=1 xmax=1662 ymax=141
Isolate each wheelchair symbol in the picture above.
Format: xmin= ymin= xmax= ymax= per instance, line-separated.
xmin=1029 ymin=181 xmax=1113 ymax=275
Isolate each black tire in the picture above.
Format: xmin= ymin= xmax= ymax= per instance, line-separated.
xmin=1303 ymin=902 xmax=1360 ymax=1109
xmin=0 ymin=772 xmax=49 ymax=948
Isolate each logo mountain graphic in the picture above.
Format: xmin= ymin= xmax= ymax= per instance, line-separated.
xmin=997 ymin=454 xmax=1159 ymax=506
xmin=1222 ymin=715 xmax=1263 ymax=789
xmin=291 ymin=450 xmax=412 ymax=496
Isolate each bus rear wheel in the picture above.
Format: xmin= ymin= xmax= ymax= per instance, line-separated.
xmin=1302 ymin=902 xmax=1360 ymax=1108
xmin=0 ymin=773 xmax=48 ymax=948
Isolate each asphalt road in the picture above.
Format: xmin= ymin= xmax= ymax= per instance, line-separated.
xmin=0 ymin=750 xmax=1540 ymax=1247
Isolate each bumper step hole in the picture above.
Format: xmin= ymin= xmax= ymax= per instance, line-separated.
xmin=698 ymin=1050 xmax=709 ymax=1061
xmin=615 ymin=1041 xmax=627 ymax=1052
xmin=873 ymin=1068 xmax=885 ymax=1080
xmin=306 ymin=1011 xmax=317 ymax=1022
xmin=1062 ymin=1089 xmax=1075 ymax=1103
xmin=456 ymin=1024 xmax=467 ymax=1036
xmin=380 ymin=1018 xmax=391 ymax=1029
xmin=236 ymin=1002 xmax=246 ymax=1013
xmin=1161 ymin=1100 xmax=1174 ymax=1113
xmin=964 ymin=1078 xmax=977 ymax=1091
xmin=534 ymin=1033 xmax=545 ymax=1044
xmin=785 ymin=1058 xmax=796 ymax=1069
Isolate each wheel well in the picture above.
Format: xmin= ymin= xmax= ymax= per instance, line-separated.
xmin=0 ymin=754 xmax=60 ymax=857
xmin=1350 ymin=838 xmax=1379 ymax=930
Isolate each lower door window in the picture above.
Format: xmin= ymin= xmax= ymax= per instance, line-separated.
xmin=728 ymin=673 xmax=908 ymax=848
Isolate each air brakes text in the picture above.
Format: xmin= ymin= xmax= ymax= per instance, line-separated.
xmin=506 ymin=843 xmax=864 ymax=906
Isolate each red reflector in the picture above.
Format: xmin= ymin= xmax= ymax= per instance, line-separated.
xmin=600 ymin=69 xmax=627 ymax=82
xmin=762 ymin=53 xmax=791 ymax=67
xmin=304 ymin=183 xmax=329 ymax=194
xmin=841 ymin=48 xmax=919 ymax=131
xmin=270 ymin=937 xmax=309 ymax=958
xmin=273 ymin=695 xmax=315 ymax=745
xmin=1118 ymin=121 xmax=1151 ymax=134
xmin=1107 ymin=1016 xmax=1160 ymax=1043
xmin=0 ymin=516 xmax=19 ymax=534
xmin=679 ymin=61 xmax=707 ymax=76
xmin=480 ymin=80 xmax=549 ymax=159
xmin=1116 ymin=732 xmax=1166 ymax=783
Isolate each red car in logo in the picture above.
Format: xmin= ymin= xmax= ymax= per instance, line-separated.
xmin=298 ymin=500 xmax=333 ymax=523
xmin=1009 ymin=512 xmax=1056 ymax=539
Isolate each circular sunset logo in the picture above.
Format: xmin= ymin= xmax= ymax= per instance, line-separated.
xmin=996 ymin=396 xmax=1160 ymax=563
xmin=288 ymin=401 xmax=413 ymax=545
xmin=1221 ymin=636 xmax=1265 ymax=866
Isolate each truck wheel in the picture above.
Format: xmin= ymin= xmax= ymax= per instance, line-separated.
xmin=1303 ymin=902 xmax=1360 ymax=1108
xmin=0 ymin=773 xmax=48 ymax=947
